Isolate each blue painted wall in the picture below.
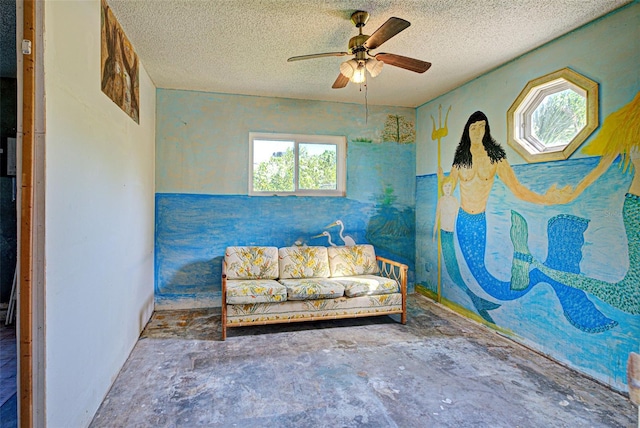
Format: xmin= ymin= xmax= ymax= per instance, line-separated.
xmin=156 ymin=90 xmax=416 ymax=308
xmin=415 ymin=4 xmax=639 ymax=391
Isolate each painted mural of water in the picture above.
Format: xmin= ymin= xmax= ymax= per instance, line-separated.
xmin=416 ymin=155 xmax=639 ymax=390
xmin=156 ymin=192 xmax=416 ymax=308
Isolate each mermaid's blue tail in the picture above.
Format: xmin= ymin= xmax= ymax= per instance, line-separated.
xmin=541 ymin=213 xmax=617 ymax=332
xmin=468 ymin=294 xmax=501 ymax=324
xmin=458 ymin=209 xmax=617 ymax=333
xmin=530 ymin=269 xmax=617 ymax=333
xmin=545 ymin=214 xmax=589 ymax=273
xmin=457 ymin=210 xmax=530 ymax=301
xmin=441 ymin=230 xmax=500 ymax=323
xmin=526 ymin=195 xmax=640 ymax=315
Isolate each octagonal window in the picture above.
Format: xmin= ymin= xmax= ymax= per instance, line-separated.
xmin=507 ymin=68 xmax=598 ymax=163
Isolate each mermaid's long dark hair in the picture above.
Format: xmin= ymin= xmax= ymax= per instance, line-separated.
xmin=452 ymin=111 xmax=506 ymax=168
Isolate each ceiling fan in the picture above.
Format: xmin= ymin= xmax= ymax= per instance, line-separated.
xmin=287 ymin=10 xmax=431 ymax=89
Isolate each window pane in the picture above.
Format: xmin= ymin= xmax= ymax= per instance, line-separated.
xmin=507 ymin=69 xmax=598 ymax=163
xmin=298 ymin=143 xmax=337 ymax=190
xmin=531 ymin=88 xmax=586 ymax=147
xmin=249 ymin=132 xmax=345 ymax=196
xmin=252 ymin=140 xmax=295 ymax=192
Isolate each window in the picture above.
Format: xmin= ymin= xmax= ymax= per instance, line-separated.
xmin=249 ymin=132 xmax=346 ymax=196
xmin=507 ymin=68 xmax=598 ymax=163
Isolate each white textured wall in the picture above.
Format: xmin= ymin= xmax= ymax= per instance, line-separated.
xmin=43 ymin=1 xmax=155 ymax=426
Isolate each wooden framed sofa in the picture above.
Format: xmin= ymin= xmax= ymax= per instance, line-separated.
xmin=221 ymin=244 xmax=408 ymax=340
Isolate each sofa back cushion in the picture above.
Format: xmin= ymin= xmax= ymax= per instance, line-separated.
xmin=225 ymin=246 xmax=279 ymax=280
xmin=327 ymin=245 xmax=379 ymax=277
xmin=278 ymin=246 xmax=330 ymax=279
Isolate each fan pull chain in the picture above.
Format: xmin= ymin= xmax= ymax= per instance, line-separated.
xmin=363 ymin=82 xmax=369 ymax=123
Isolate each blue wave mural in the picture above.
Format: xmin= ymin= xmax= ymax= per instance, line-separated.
xmin=416 ymin=156 xmax=639 ymax=388
xmin=156 ymin=193 xmax=415 ymax=307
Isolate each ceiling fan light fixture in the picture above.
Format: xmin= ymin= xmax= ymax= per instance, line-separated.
xmin=351 ymin=69 xmax=366 ymax=84
xmin=288 ymin=11 xmax=430 ymax=90
xmin=351 ymin=61 xmax=366 ymax=83
xmin=339 ymin=59 xmax=358 ymax=79
xmin=366 ymin=58 xmax=384 ymax=78
xmin=340 ymin=59 xmax=366 ymax=83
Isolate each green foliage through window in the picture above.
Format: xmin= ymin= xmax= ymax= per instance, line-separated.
xmin=250 ymin=133 xmax=345 ymax=196
xmin=299 ymin=144 xmax=337 ymax=190
xmin=253 ymin=147 xmax=295 ymax=192
xmin=531 ymin=89 xmax=586 ymax=147
xmin=507 ymin=68 xmax=598 ymax=163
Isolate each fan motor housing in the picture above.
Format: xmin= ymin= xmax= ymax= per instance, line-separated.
xmin=349 ymin=34 xmax=369 ymax=53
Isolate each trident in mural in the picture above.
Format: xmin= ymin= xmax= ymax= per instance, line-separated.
xmin=431 ymin=104 xmax=451 ymax=302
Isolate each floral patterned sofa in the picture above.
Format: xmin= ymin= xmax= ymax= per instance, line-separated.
xmin=221 ymin=244 xmax=408 ymax=340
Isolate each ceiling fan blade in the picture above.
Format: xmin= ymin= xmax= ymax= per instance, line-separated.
xmin=363 ymin=17 xmax=410 ymax=50
xmin=287 ymin=52 xmax=350 ymax=62
xmin=332 ymin=73 xmax=349 ymax=89
xmin=375 ymin=53 xmax=432 ymax=73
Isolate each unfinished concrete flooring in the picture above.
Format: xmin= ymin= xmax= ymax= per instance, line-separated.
xmin=90 ymin=294 xmax=635 ymax=427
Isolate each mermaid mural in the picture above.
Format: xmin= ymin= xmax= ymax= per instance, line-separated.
xmin=441 ymin=110 xmax=618 ymax=333
xmin=512 ymin=91 xmax=640 ymax=316
xmin=433 ymin=174 xmax=501 ymax=323
xmin=431 ymin=105 xmax=501 ymax=323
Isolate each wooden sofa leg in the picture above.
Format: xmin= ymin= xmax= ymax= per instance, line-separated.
xmin=222 ymin=323 xmax=226 ymax=341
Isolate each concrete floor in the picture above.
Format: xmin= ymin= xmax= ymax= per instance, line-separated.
xmin=91 ymin=294 xmax=636 ymax=427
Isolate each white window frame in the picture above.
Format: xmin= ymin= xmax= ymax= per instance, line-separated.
xmin=518 ymin=80 xmax=586 ymax=152
xmin=507 ymin=68 xmax=598 ymax=163
xmin=249 ymin=132 xmax=347 ymax=197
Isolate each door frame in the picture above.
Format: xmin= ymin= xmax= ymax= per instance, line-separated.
xmin=17 ymin=0 xmax=45 ymax=426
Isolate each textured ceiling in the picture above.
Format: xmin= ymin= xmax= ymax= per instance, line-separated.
xmin=106 ymin=0 xmax=631 ymax=107
xmin=1 ymin=1 xmax=633 ymax=106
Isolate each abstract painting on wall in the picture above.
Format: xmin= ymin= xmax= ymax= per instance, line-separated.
xmin=100 ymin=0 xmax=139 ymax=123
xmin=381 ymin=114 xmax=415 ymax=143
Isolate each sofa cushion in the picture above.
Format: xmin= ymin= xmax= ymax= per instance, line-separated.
xmin=332 ymin=275 xmax=399 ymax=297
xmin=278 ymin=246 xmax=330 ymax=279
xmin=327 ymin=245 xmax=379 ymax=277
xmin=225 ymin=246 xmax=279 ymax=280
xmin=278 ymin=278 xmax=345 ymax=300
xmin=226 ymin=279 xmax=287 ymax=304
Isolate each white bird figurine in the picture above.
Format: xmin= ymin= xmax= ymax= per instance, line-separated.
xmin=312 ymin=231 xmax=337 ymax=247
xmin=327 ymin=220 xmax=356 ymax=246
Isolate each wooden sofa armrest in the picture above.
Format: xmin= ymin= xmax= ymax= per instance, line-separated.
xmin=376 ymin=256 xmax=408 ymax=324
xmin=376 ymin=256 xmax=408 ymax=289
xmin=221 ymin=260 xmax=227 ymax=340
